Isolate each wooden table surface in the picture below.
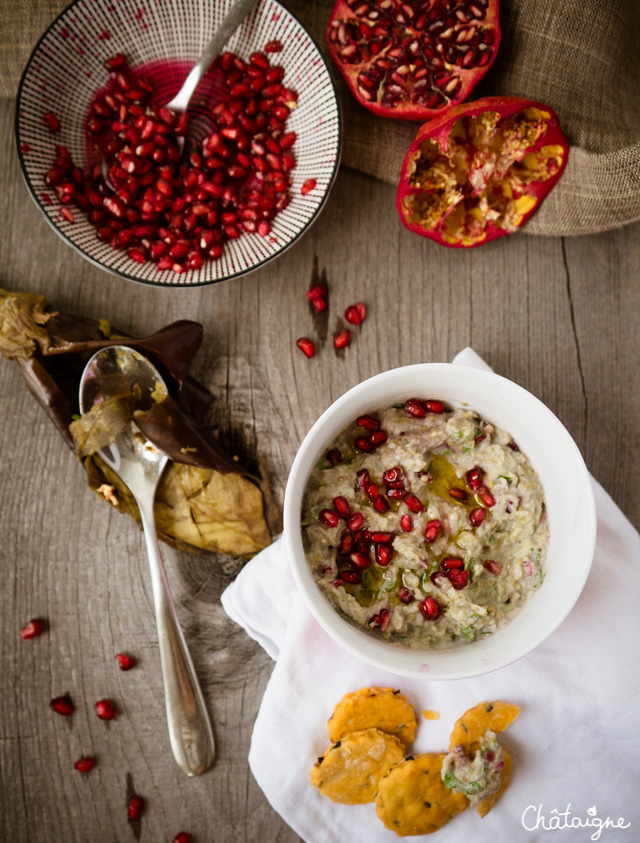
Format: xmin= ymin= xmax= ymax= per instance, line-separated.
xmin=1 ymin=77 xmax=639 ymax=842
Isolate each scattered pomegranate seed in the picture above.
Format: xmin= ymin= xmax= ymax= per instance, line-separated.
xmin=310 ymin=297 xmax=327 ymax=313
xmin=43 ymin=112 xmax=61 ymax=133
xmin=128 ymin=794 xmax=144 ymax=821
xmin=326 ymin=447 xmax=342 ymax=466
xmin=296 ymin=337 xmax=315 ymax=358
xmin=449 ymin=569 xmax=470 ymax=590
xmin=373 ymin=496 xmax=390 ymax=513
xmin=441 ymin=556 xmax=464 ymax=571
xmin=350 ymin=552 xmax=371 ymax=569
xmin=339 ymin=532 xmax=353 ymax=553
xmin=369 ymin=430 xmax=388 ymax=447
xmin=356 ymin=469 xmax=370 ymax=489
xmin=365 ymin=482 xmax=379 ymax=501
xmin=356 ymin=414 xmax=379 ymax=430
xmin=20 ymin=618 xmax=45 ymax=639
xmin=301 ymin=178 xmax=317 ymax=196
xmin=398 ymin=587 xmax=414 ymax=605
xmin=476 ymin=485 xmax=496 ymax=507
xmin=74 ymin=757 xmax=96 ymax=773
xmin=400 ymin=514 xmax=412 ymax=532
xmin=332 ymin=496 xmax=351 ymax=519
xmin=466 ymin=467 xmax=484 ymax=490
xmin=375 ymin=544 xmax=393 ymax=566
xmin=420 ymin=596 xmax=441 ymax=620
xmin=370 ymin=532 xmax=393 ymax=543
xmin=264 ymin=40 xmax=283 ymax=53
xmin=319 ymin=508 xmax=340 ymax=528
xmin=116 ymin=653 xmax=136 ymax=671
xmin=341 ymin=570 xmax=361 ymax=584
xmin=483 ymin=560 xmax=502 ymax=575
xmin=369 ymin=608 xmax=390 ymax=630
xmin=347 ymin=512 xmax=364 ymax=531
xmin=344 ymin=302 xmax=366 ymax=325
xmin=382 ymin=466 xmax=402 ymax=484
xmin=424 ymin=520 xmax=442 ymax=543
xmin=334 ymin=328 xmax=351 ymax=349
xmin=404 ymin=399 xmax=426 ymax=418
xmin=448 ymin=487 xmax=467 ymax=502
xmin=430 ymin=571 xmax=449 ymax=587
xmin=354 ymin=435 xmax=372 ymax=452
xmin=424 ymin=400 xmax=445 ymax=414
xmin=403 ymin=493 xmax=424 ymax=513
xmin=50 ymin=695 xmax=74 ymax=717
xmin=95 ymin=699 xmax=118 ymax=720
xmin=468 ymin=508 xmax=485 ymax=527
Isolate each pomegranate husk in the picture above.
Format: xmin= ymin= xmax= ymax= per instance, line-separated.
xmin=326 ymin=0 xmax=501 ymax=120
xmin=396 ymin=96 xmax=569 ymax=247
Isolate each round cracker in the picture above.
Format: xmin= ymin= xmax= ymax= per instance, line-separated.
xmin=328 ymin=687 xmax=418 ymax=746
xmin=449 ymin=701 xmax=520 ymax=754
xmin=310 ymin=728 xmax=405 ymax=805
xmin=375 ymin=753 xmax=468 ymax=836
xmin=477 ymin=749 xmax=513 ymax=818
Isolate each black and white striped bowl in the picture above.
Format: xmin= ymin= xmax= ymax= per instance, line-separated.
xmin=16 ymin=0 xmax=341 ymax=286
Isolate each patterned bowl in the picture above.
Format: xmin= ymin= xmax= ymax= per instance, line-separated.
xmin=16 ymin=0 xmax=341 ymax=286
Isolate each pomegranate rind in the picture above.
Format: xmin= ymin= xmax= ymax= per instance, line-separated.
xmin=396 ymin=96 xmax=569 ymax=247
xmin=326 ymin=0 xmax=501 ymax=121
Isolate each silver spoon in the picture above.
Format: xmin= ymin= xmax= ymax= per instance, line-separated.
xmin=103 ymin=0 xmax=259 ymax=187
xmin=79 ymin=345 xmax=215 ymax=777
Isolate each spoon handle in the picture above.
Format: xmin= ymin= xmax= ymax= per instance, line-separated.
xmin=166 ymin=0 xmax=261 ymax=112
xmin=137 ymin=493 xmax=215 ymax=776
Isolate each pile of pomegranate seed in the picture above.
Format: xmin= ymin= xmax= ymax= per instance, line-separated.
xmin=44 ymin=50 xmax=300 ymax=273
xmin=295 ymin=272 xmax=368 ymax=359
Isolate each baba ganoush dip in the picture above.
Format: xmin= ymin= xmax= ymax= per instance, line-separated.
xmin=301 ymin=400 xmax=548 ymax=648
xmin=442 ymin=730 xmax=504 ymax=804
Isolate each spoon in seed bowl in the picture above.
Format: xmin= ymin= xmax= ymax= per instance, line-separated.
xmin=79 ymin=345 xmax=215 ymax=776
xmin=102 ymin=0 xmax=259 ymax=189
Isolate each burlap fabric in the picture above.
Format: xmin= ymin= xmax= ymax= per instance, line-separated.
xmin=2 ymin=0 xmax=639 ymax=235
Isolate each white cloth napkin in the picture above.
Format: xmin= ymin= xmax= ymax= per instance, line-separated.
xmin=222 ymin=349 xmax=639 ymax=842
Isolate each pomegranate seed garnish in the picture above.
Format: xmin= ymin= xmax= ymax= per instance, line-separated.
xmin=174 ymin=834 xmax=192 ymax=843
xmin=403 ymin=493 xmax=424 ymax=513
xmin=507 ymin=441 xmax=519 ymax=451
xmin=371 ymin=532 xmax=394 ymax=544
xmin=430 ymin=571 xmax=449 ymax=587
xmin=334 ymin=328 xmax=351 ymax=349
xmin=382 ymin=466 xmax=402 ymax=484
xmin=128 ymin=794 xmax=144 ymax=821
xmin=468 ymin=508 xmax=485 ymax=527
xmin=375 ymin=544 xmax=393 ymax=566
xmin=332 ymin=496 xmax=351 ymax=519
xmin=400 ymin=514 xmax=412 ymax=532
xmin=341 ymin=570 xmax=361 ymax=584
xmin=449 ymin=569 xmax=470 ymax=590
xmin=355 ymin=436 xmax=372 ymax=452
xmin=50 ymin=695 xmax=74 ymax=716
xmin=296 ymin=337 xmax=315 ymax=358
xmin=420 ymin=596 xmax=441 ymax=620
xmin=483 ymin=560 xmax=502 ymax=575
xmin=476 ymin=485 xmax=496 ymax=507
xmin=356 ymin=414 xmax=379 ymax=430
xmin=365 ymin=482 xmax=379 ymax=501
xmin=74 ymin=757 xmax=96 ymax=773
xmin=466 ymin=467 xmax=484 ymax=490
xmin=347 ymin=512 xmax=364 ymax=532
xmin=369 ymin=430 xmax=388 ymax=447
xmin=424 ymin=520 xmax=442 ymax=543
xmin=373 ymin=497 xmax=389 ymax=513
xmin=448 ymin=487 xmax=467 ymax=502
xmin=424 ymin=400 xmax=445 ymax=414
xmin=356 ymin=469 xmax=370 ymax=489
xmin=398 ymin=587 xmax=414 ymax=605
xmin=441 ymin=556 xmax=464 ymax=571
xmin=20 ymin=618 xmax=45 ymax=639
xmin=344 ymin=302 xmax=366 ymax=325
xmin=404 ymin=399 xmax=426 ymax=418
xmin=485 ymin=750 xmax=495 ymax=762
xmin=319 ymin=508 xmax=339 ymax=528
xmin=339 ymin=532 xmax=353 ymax=553
xmin=301 ymin=178 xmax=317 ymax=195
xmin=326 ymin=447 xmax=342 ymax=466
xmin=369 ymin=608 xmax=390 ymax=630
xmin=116 ymin=653 xmax=136 ymax=671
xmin=387 ymin=488 xmax=406 ymax=499
xmin=43 ymin=112 xmax=61 ymax=133
xmin=475 ymin=433 xmax=487 ymax=446
xmin=95 ymin=699 xmax=118 ymax=720
xmin=350 ymin=552 xmax=371 ymax=569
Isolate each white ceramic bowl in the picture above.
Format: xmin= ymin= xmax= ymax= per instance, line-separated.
xmin=283 ymin=363 xmax=596 ymax=680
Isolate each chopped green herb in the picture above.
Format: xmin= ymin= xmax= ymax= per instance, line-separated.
xmin=462 ymin=446 xmax=472 ymax=453
xmin=71 ymin=413 xmax=81 ymax=421
xmin=315 ymin=461 xmax=329 ymax=470
xmin=443 ymin=771 xmax=488 ymax=796
xmin=383 ymin=581 xmax=397 ymax=592
xmin=457 ymin=431 xmax=464 ymax=439
xmin=498 ymin=474 xmax=513 ymax=484
xmin=392 ymin=403 xmax=404 ymax=409
xmin=489 ymin=535 xmax=496 ymax=545
xmin=533 ymin=559 xmax=545 ymax=589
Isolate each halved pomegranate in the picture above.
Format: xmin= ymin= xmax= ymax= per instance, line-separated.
xmin=326 ymin=0 xmax=501 ymax=120
xmin=397 ymin=97 xmax=569 ymax=247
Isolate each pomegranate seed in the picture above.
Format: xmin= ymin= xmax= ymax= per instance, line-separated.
xmin=468 ymin=508 xmax=485 ymax=527
xmin=507 ymin=441 xmax=519 ymax=451
xmin=301 ymin=178 xmax=317 ymax=196
xmin=296 ymin=337 xmax=315 ymax=358
xmin=420 ymin=596 xmax=441 ymax=620
xmin=370 ymin=532 xmax=393 ymax=543
xmin=356 ymin=469 xmax=370 ymax=489
xmin=43 ymin=112 xmax=61 ymax=133
xmin=430 ymin=570 xmax=449 ymax=587
xmin=483 ymin=560 xmax=502 ymax=575
xmin=50 ymin=695 xmax=74 ymax=716
xmin=449 ymin=487 xmax=467 ymax=502
xmin=441 ymin=556 xmax=464 ymax=571
xmin=128 ymin=794 xmax=144 ymax=821
xmin=116 ymin=653 xmax=136 ymax=671
xmin=476 ymin=485 xmax=496 ymax=507
xmin=311 ymin=297 xmax=327 ymax=313
xmin=398 ymin=588 xmax=414 ymax=605
xmin=264 ymin=40 xmax=283 ymax=53
xmin=355 ymin=436 xmax=372 ymax=452
xmin=369 ymin=430 xmax=388 ymax=447
xmin=20 ymin=618 xmax=45 ymax=639
xmin=347 ymin=512 xmax=364 ymax=532
xmin=334 ymin=328 xmax=351 ymax=349
xmin=95 ymin=699 xmax=117 ymax=720
xmin=375 ymin=544 xmax=393 ymax=566
xmin=485 ymin=750 xmax=495 ymax=762
xmin=74 ymin=757 xmax=96 ymax=773
xmin=400 ymin=514 xmax=412 ymax=532
xmin=356 ymin=414 xmax=379 ymax=430
xmin=466 ymin=467 xmax=484 ymax=490
xmin=365 ymin=482 xmax=379 ymax=501
xmin=319 ymin=508 xmax=339 ymax=528
xmin=105 ymin=53 xmax=127 ymax=70
xmin=404 ymin=399 xmax=426 ymax=418
xmin=332 ymin=496 xmax=351 ymax=519
xmin=475 ymin=433 xmax=487 ymax=446
xmin=339 ymin=532 xmax=353 ymax=553
xmin=449 ymin=569 xmax=470 ymax=590
xmin=174 ymin=835 xmax=192 ymax=843
xmin=403 ymin=493 xmax=424 ymax=513
xmin=326 ymin=448 xmax=342 ymax=466
xmin=382 ymin=466 xmax=402 ymax=484
xmin=341 ymin=570 xmax=361 ymax=584
xmin=424 ymin=400 xmax=445 ymax=414
xmin=344 ymin=302 xmax=366 ymax=325
xmin=424 ymin=520 xmax=442 ymax=543
xmin=373 ymin=497 xmax=389 ymax=513
xmin=350 ymin=552 xmax=371 ymax=570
